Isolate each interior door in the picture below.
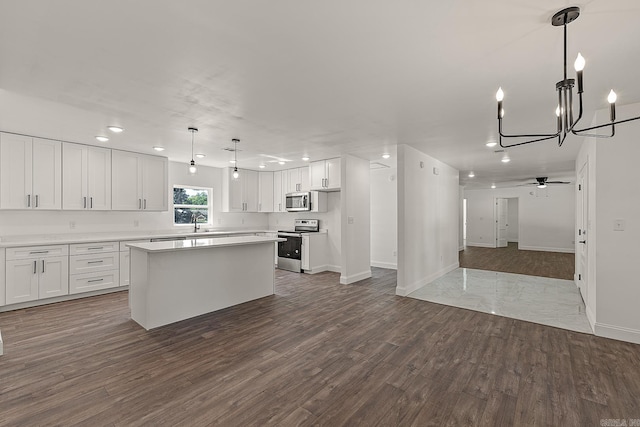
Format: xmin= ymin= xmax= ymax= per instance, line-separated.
xmin=496 ymin=198 xmax=508 ymax=248
xmin=577 ymin=161 xmax=589 ymax=302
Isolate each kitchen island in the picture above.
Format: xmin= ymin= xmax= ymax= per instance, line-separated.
xmin=127 ymin=235 xmax=284 ymax=330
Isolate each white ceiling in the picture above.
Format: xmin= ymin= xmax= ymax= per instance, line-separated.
xmin=1 ymin=1 xmax=639 ymax=188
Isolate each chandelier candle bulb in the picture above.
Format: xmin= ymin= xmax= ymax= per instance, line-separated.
xmin=496 ymin=87 xmax=504 ymax=119
xmin=575 ymin=53 xmax=585 ymax=93
xmin=608 ymin=90 xmax=617 ymax=122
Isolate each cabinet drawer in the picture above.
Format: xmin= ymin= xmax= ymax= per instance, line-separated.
xmin=6 ymin=245 xmax=68 ymax=260
xmin=119 ymin=240 xmax=150 ymax=252
xmin=69 ymin=252 xmax=119 ymax=275
xmin=69 ymin=241 xmax=118 ymax=255
xmin=69 ymin=271 xmax=119 ymax=294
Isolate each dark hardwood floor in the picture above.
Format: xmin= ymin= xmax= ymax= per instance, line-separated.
xmin=1 ymin=268 xmax=638 ymax=426
xmin=460 ymin=242 xmax=575 ymax=280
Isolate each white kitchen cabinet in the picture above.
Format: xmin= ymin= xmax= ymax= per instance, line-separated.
xmin=0 ymin=248 xmax=5 ymax=307
xmin=310 ymin=158 xmax=341 ymax=191
xmin=69 ymin=242 xmax=120 ymax=294
xmin=258 ymin=172 xmax=274 ymax=212
xmin=119 ymin=240 xmax=150 ymax=286
xmin=62 ymin=143 xmax=112 ymax=210
xmin=0 ymin=133 xmax=62 ymax=209
xmin=111 ymin=150 xmax=168 ymax=211
xmin=5 ymin=245 xmax=69 ymax=304
xmin=301 ymin=233 xmax=328 ymax=273
xmin=287 ymin=167 xmax=310 ymax=193
xmin=222 ymin=168 xmax=259 ymax=212
xmin=273 ymin=171 xmax=286 ymax=212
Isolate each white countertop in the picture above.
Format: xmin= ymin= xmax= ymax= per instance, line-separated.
xmin=0 ymin=229 xmax=279 ymax=248
xmin=127 ymin=236 xmax=286 ymax=253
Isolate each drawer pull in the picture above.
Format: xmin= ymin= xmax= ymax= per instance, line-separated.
xmin=87 ymin=260 xmax=104 ymax=264
xmin=87 ymin=278 xmax=104 ymax=283
xmin=29 ymin=250 xmax=49 ymax=254
xmin=87 ymin=247 xmax=104 ymax=250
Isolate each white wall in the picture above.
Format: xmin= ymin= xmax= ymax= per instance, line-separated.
xmin=464 ymin=185 xmax=575 ymax=253
xmin=370 ymin=167 xmax=397 ymax=269
xmin=396 ymin=145 xmax=459 ymax=296
xmin=340 ymin=155 xmax=371 ymax=284
xmin=268 ymin=192 xmax=341 ymax=270
xmin=0 ymin=161 xmax=268 ymax=237
xmin=507 ymin=198 xmax=519 ymax=242
xmin=459 ymin=186 xmax=464 ymax=250
xmin=584 ymin=102 xmax=640 ymax=344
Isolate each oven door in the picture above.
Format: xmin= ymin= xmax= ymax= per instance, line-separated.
xmin=278 ymin=235 xmax=302 ymax=260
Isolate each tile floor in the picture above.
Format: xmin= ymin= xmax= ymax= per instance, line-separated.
xmin=408 ymin=268 xmax=593 ymax=334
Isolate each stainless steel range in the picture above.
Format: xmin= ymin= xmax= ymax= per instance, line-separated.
xmin=277 ymin=219 xmax=319 ymax=272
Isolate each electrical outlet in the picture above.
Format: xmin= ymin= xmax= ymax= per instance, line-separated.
xmin=348 ymin=216 xmax=354 ymax=224
xmin=133 ymin=220 xmax=139 ymax=227
xmin=69 ymin=221 xmax=76 ymax=229
xmin=614 ymin=219 xmax=625 ymax=231
xmin=392 ymin=250 xmax=397 ymax=257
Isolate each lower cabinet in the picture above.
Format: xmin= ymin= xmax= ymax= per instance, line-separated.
xmin=69 ymin=242 xmax=120 ymax=294
xmin=5 ymin=245 xmax=69 ymax=305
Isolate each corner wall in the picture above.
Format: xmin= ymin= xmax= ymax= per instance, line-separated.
xmin=340 ymin=155 xmax=371 ymax=284
xmin=396 ymin=145 xmax=459 ymax=296
xmin=370 ymin=167 xmax=397 ymax=269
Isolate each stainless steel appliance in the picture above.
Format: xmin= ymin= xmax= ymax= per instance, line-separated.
xmin=285 ymin=192 xmax=310 ymax=212
xmin=277 ymin=219 xmax=319 ymax=272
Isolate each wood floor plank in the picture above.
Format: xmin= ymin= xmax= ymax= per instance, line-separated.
xmin=0 ymin=267 xmax=639 ymax=426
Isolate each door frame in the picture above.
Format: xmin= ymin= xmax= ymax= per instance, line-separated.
xmin=576 ymin=159 xmax=589 ymax=304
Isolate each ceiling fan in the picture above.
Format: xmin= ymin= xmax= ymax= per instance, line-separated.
xmin=520 ymin=177 xmax=571 ymax=188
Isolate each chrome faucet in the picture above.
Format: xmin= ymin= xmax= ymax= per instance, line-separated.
xmin=191 ymin=213 xmax=206 ymax=232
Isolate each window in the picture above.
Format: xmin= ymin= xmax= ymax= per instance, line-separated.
xmin=173 ymin=185 xmax=212 ymax=226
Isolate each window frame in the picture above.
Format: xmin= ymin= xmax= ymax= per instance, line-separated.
xmin=172 ymin=185 xmax=213 ymax=227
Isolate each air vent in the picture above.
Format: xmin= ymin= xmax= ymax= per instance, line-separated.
xmin=221 ymin=147 xmax=242 ymax=152
xmin=370 ymin=162 xmax=390 ymax=170
xmin=494 ymin=149 xmax=505 ymax=153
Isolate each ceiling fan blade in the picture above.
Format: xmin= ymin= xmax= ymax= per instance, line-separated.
xmin=547 ymin=181 xmax=571 ymax=184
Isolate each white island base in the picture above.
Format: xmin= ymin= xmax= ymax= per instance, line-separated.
xmin=128 ymin=236 xmax=283 ymax=330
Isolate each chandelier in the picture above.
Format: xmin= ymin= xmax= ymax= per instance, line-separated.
xmin=496 ymin=7 xmax=640 ymax=148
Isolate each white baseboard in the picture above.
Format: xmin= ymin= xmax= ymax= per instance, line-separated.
xmin=395 ymin=262 xmax=459 ymax=297
xmin=458 ymin=245 xmax=464 ymax=251
xmin=518 ymin=245 xmax=575 ymax=254
xmin=594 ymin=322 xmax=640 ymax=345
xmin=586 ymin=305 xmax=596 ymax=331
xmin=465 ymin=242 xmax=495 ymax=248
xmin=0 ymin=330 xmax=3 ymax=356
xmin=340 ymin=269 xmax=372 ymax=285
xmin=0 ymin=286 xmax=127 ymax=313
xmin=370 ymin=261 xmax=397 ymax=270
xmin=304 ymin=264 xmax=340 ymax=274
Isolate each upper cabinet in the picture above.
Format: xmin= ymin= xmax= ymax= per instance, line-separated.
xmin=310 ymin=158 xmax=341 ymax=191
xmin=286 ymin=167 xmax=310 ymax=193
xmin=0 ymin=133 xmax=62 ymax=210
xmin=273 ymin=171 xmax=286 ymax=212
xmin=258 ymin=172 xmax=274 ymax=212
xmin=222 ymin=168 xmax=259 ymax=212
xmin=111 ymin=150 xmax=168 ymax=211
xmin=62 ymin=143 xmax=112 ymax=210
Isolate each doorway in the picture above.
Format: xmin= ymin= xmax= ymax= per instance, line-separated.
xmin=576 ymin=160 xmax=589 ymax=304
xmin=495 ymin=197 xmax=519 ymax=248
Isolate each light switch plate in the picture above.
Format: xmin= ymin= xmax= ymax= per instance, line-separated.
xmin=614 ymin=219 xmax=625 ymax=231
xmin=348 ymin=216 xmax=354 ymax=224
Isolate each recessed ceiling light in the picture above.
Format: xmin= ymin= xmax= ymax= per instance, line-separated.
xmin=95 ymin=136 xmax=109 ymax=142
xmin=153 ymin=146 xmax=165 ymax=151
xmin=195 ymin=153 xmax=205 ymax=158
xmin=278 ymin=161 xmax=286 ymax=165
xmin=486 ymin=142 xmax=497 ymax=147
xmin=259 ymin=164 xmax=266 ymax=169
xmin=468 ymin=172 xmax=475 ymax=178
xmin=491 ymin=184 xmax=496 ymax=189
xmin=108 ymin=126 xmax=124 ymax=133
xmin=302 ymin=156 xmax=310 ymax=161
xmin=229 ymin=159 xmax=236 ymax=164
xmin=382 ymin=153 xmax=391 ymax=159
xmin=501 ymin=157 xmax=511 ymax=163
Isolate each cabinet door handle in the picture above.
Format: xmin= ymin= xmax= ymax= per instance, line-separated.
xmin=30 ymin=250 xmax=49 ymax=254
xmin=90 ymin=197 xmax=93 ymax=209
xmin=139 ymin=199 xmax=142 ymax=209
xmin=88 ymin=278 xmax=104 ymax=283
xmin=27 ymin=194 xmax=31 ymax=207
xmin=42 ymin=259 xmax=45 ymax=273
xmin=279 ymin=203 xmax=281 ymax=211
xmin=33 ymin=260 xmax=37 ymax=274
xmin=35 ymin=195 xmax=39 ymax=207
xmin=144 ymin=199 xmax=147 ymax=209
xmin=83 ymin=196 xmax=87 ymax=208
xmin=87 ymin=247 xmax=103 ymax=250
xmin=88 ymin=260 xmax=104 ymax=264
xmin=258 ymin=203 xmax=261 ymax=211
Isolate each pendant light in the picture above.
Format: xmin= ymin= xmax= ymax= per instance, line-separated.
xmin=496 ymin=7 xmax=640 ymax=148
xmin=232 ymin=138 xmax=240 ymax=179
xmin=188 ymin=127 xmax=198 ymax=175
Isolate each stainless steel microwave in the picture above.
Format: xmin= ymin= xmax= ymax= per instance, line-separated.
xmin=286 ymin=192 xmax=310 ymax=211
